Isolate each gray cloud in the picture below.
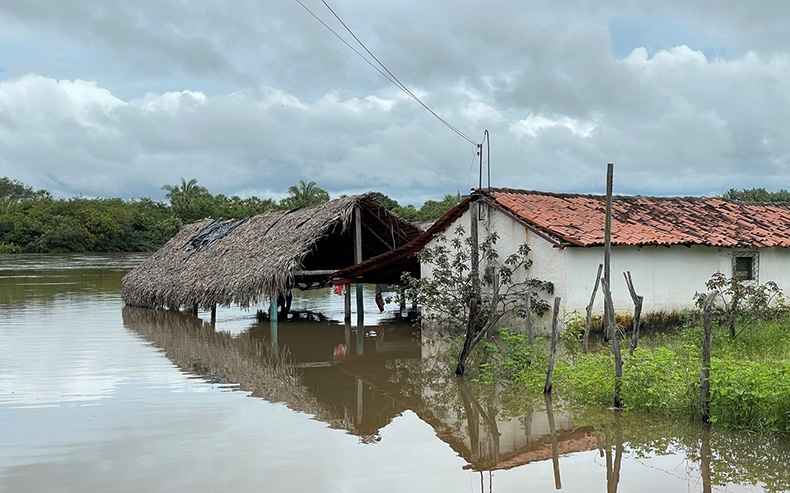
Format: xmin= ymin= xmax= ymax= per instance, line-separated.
xmin=1 ymin=1 xmax=789 ymax=204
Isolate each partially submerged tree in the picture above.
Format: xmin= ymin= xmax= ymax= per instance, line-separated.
xmin=694 ymin=272 xmax=785 ymax=338
xmin=400 ymin=226 xmax=553 ymax=375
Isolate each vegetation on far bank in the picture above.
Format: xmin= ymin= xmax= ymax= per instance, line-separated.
xmin=0 ymin=177 xmax=460 ymax=253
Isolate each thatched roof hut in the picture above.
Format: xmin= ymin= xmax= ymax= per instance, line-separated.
xmin=122 ymin=194 xmax=421 ymax=310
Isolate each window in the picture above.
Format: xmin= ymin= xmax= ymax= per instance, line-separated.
xmin=732 ymin=252 xmax=758 ymax=281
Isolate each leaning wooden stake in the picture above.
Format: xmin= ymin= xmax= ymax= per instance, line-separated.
xmin=584 ymin=264 xmax=603 ymax=354
xmin=601 ymin=278 xmax=622 ymax=408
xmin=544 ymin=297 xmax=562 ymax=394
xmin=701 ymin=290 xmax=719 ymax=424
xmin=624 ymin=271 xmax=644 ymax=355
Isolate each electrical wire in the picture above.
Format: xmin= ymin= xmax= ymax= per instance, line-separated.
xmin=319 ymin=0 xmax=478 ymax=146
xmin=293 ymin=0 xmax=403 ymax=90
xmin=295 ymin=0 xmax=479 ymax=146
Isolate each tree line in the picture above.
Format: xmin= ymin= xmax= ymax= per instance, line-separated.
xmin=0 ymin=177 xmax=461 ymax=253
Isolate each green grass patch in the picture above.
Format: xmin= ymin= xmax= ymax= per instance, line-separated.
xmin=473 ymin=315 xmax=790 ymax=436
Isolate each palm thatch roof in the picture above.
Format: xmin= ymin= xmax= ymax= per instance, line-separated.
xmin=122 ymin=193 xmax=421 ymax=309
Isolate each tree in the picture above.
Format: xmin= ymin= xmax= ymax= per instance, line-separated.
xmin=721 ymin=188 xmax=790 ymax=202
xmin=280 ymin=180 xmax=330 ymax=209
xmin=161 ymin=178 xmax=211 ymax=221
xmin=392 ymin=192 xmax=462 ymax=222
xmin=400 ymin=226 xmax=553 ymax=375
xmin=694 ymin=272 xmax=785 ymax=338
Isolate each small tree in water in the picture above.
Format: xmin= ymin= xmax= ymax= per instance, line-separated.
xmin=400 ymin=226 xmax=553 ymax=375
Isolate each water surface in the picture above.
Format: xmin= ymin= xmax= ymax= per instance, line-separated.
xmin=1 ymin=254 xmax=788 ymax=492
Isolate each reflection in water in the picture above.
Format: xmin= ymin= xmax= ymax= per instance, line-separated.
xmin=5 ymin=254 xmax=790 ymax=492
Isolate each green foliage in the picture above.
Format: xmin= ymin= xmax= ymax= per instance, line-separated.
xmin=709 ymin=358 xmax=790 ymax=433
xmin=476 ymin=312 xmax=790 ymax=435
xmin=621 ymin=347 xmax=699 ymax=416
xmin=392 ymin=192 xmax=461 ymax=222
xmin=695 ymin=272 xmax=785 ymax=338
xmin=721 ymin=187 xmax=790 ymax=202
xmin=400 ymin=226 xmax=553 ymax=333
xmin=280 ymin=180 xmax=330 ymax=209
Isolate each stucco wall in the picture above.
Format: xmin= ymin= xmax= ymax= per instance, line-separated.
xmin=421 ymin=202 xmax=790 ymax=334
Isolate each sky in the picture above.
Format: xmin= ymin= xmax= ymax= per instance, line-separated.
xmin=0 ymin=1 xmax=789 ymax=205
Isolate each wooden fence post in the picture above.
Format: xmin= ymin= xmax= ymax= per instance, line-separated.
xmin=584 ymin=264 xmax=603 ymax=354
xmin=544 ymin=297 xmax=562 ymax=394
xmin=624 ymin=271 xmax=644 ymax=355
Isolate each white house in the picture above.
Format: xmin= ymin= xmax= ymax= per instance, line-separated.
xmin=418 ymin=188 xmax=790 ymax=332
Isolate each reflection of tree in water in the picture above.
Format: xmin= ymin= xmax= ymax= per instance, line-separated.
xmin=386 ymin=337 xmax=590 ymax=471
xmin=576 ymin=408 xmax=790 ymax=493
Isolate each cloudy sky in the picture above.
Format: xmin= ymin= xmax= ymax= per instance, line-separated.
xmin=1 ymin=1 xmax=788 ymax=205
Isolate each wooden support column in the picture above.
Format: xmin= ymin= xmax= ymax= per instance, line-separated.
xmin=193 ymin=303 xmax=199 ymax=318
xmin=344 ymin=284 xmax=351 ymax=322
xmin=270 ymin=293 xmax=278 ymax=349
xmin=210 ymin=304 xmax=217 ymax=326
xmin=354 ymin=206 xmax=364 ymax=324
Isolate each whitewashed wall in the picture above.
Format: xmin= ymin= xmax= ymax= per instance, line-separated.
xmin=421 ymin=202 xmax=790 ymax=334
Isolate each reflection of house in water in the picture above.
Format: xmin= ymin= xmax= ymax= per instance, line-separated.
xmin=122 ymin=306 xmax=595 ymax=470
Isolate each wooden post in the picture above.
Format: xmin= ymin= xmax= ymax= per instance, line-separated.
xmin=344 ymin=284 xmax=351 ymax=322
xmin=603 ymin=163 xmax=614 ymax=334
xmin=269 ymin=293 xmax=278 ymax=349
xmin=544 ymin=297 xmax=561 ymax=394
xmin=354 ymin=206 xmax=364 ymax=324
xmin=701 ymin=290 xmax=718 ymax=424
xmin=210 ymin=304 xmax=217 ymax=325
xmin=624 ymin=271 xmax=644 ymax=355
xmin=602 ymin=278 xmax=622 ymax=408
xmin=584 ymin=264 xmax=603 ymax=354
xmin=193 ymin=303 xmax=199 ymax=318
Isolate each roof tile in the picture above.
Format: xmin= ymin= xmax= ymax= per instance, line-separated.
xmin=489 ymin=189 xmax=790 ymax=248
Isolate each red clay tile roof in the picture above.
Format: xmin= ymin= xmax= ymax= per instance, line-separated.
xmin=488 ymin=188 xmax=790 ymax=248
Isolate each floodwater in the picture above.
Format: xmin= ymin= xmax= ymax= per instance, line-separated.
xmin=2 ymin=254 xmax=789 ymax=492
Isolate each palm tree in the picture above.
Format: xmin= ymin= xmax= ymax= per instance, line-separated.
xmin=282 ymin=180 xmax=330 ymax=209
xmin=161 ymin=178 xmax=208 ymax=209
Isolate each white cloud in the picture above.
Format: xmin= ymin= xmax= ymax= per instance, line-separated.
xmin=0 ymin=2 xmax=789 ymax=203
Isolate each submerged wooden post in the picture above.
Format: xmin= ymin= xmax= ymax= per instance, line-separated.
xmin=701 ymin=290 xmax=718 ymax=424
xmin=270 ymin=293 xmax=278 ymax=349
xmin=624 ymin=271 xmax=644 ymax=355
xmin=544 ymin=297 xmax=561 ymax=394
xmin=584 ymin=264 xmax=603 ymax=354
xmin=354 ymin=206 xmax=364 ymax=324
xmin=344 ymin=284 xmax=351 ymax=322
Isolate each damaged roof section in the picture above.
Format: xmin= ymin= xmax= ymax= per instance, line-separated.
xmin=122 ymin=194 xmax=421 ymax=310
xmin=488 ymin=188 xmax=790 ymax=248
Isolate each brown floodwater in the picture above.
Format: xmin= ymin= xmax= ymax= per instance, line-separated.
xmin=1 ymin=253 xmax=789 ymax=492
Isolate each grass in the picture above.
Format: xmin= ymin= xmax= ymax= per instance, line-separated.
xmin=468 ymin=314 xmax=790 ymax=436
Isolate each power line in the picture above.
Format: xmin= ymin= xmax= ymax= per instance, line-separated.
xmin=295 ymin=0 xmax=479 ymax=146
